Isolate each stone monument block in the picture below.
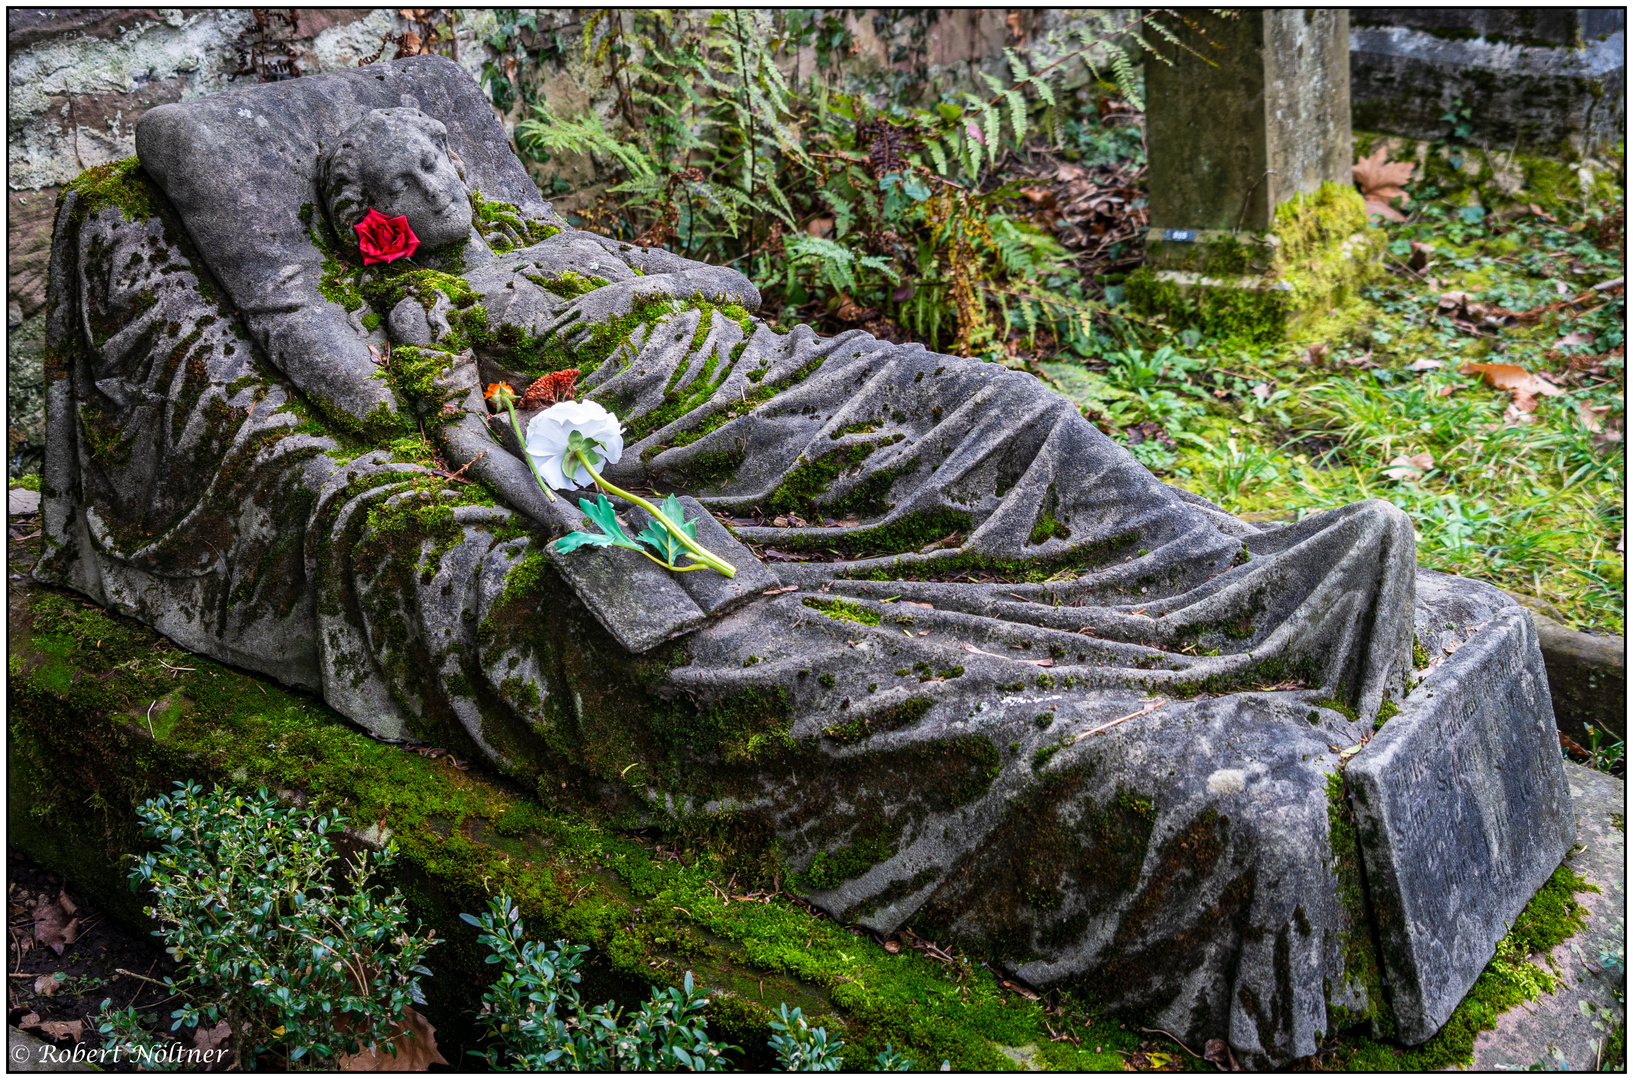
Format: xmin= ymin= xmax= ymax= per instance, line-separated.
xmin=1347 ymin=607 xmax=1576 ymax=1045
xmin=1146 ymin=10 xmax=1354 ymax=234
xmin=1134 ymin=10 xmax=1380 ymax=342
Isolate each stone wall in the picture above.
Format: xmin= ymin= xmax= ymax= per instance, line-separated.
xmin=1350 ymin=9 xmax=1625 ymax=157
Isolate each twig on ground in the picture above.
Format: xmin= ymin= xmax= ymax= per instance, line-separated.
xmin=1072 ymin=699 xmax=1166 ymax=742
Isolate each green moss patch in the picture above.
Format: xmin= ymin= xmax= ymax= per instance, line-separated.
xmin=7 ymin=581 xmax=1153 ymax=1070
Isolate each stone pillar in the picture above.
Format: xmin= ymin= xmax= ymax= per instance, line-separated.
xmin=1147 ymin=10 xmax=1353 ymax=232
xmin=1133 ymin=10 xmax=1376 ymax=342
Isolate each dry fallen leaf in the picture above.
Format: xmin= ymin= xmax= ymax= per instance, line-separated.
xmin=1408 ymin=240 xmax=1434 ymax=270
xmin=1203 ymin=1036 xmax=1241 ymax=1071
xmin=1407 ymin=358 xmax=1444 ymax=371
xmin=31 ymin=893 xmax=80 ymax=955
xmin=1381 ymin=452 xmax=1435 ymax=481
xmin=884 ymin=940 xmax=901 ymax=954
xmin=1301 ymin=342 xmax=1329 ymax=367
xmin=194 ymin=1019 xmax=232 ymax=1053
xmin=1250 ymin=383 xmax=1272 ymax=405
xmin=1503 ymin=402 xmax=1536 ymax=425
xmin=1460 ymin=361 xmax=1567 ymax=414
xmin=33 ymin=974 xmax=63 ymax=997
xmin=1341 ymin=350 xmax=1377 ymax=369
xmin=805 ymin=216 xmax=834 ymax=238
xmin=339 ymin=1006 xmax=449 ymax=1071
xmin=1353 ymin=145 xmax=1415 ymax=222
xmin=1436 ymin=384 xmax=1457 ymax=398
xmin=30 ymin=1019 xmax=84 ymax=1043
xmin=1554 ymin=330 xmax=1597 ymax=348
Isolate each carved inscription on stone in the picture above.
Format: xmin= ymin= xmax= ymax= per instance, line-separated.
xmin=1347 ymin=608 xmax=1574 ymax=1045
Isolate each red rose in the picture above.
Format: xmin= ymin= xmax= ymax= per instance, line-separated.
xmin=354 ymin=207 xmax=419 ymax=265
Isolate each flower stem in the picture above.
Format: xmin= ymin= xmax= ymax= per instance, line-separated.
xmin=505 ymin=401 xmax=556 ymax=502
xmin=571 ymin=449 xmax=736 ymax=578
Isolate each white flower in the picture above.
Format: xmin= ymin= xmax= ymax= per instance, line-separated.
xmin=524 ymin=399 xmax=624 ymax=490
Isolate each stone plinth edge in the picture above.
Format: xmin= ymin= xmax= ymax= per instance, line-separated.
xmin=1348 ymin=606 xmax=1576 ymax=1045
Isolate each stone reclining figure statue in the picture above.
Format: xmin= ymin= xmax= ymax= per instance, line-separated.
xmin=37 ymin=55 xmax=1574 ymax=1066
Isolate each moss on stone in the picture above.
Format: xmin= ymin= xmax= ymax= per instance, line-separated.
xmin=802 ymin=596 xmax=881 ymax=626
xmin=821 ymin=698 xmax=934 ymax=745
xmin=523 ymin=269 xmax=610 ymax=300
xmin=470 ymin=190 xmax=561 ymax=253
xmin=1338 ymin=864 xmax=1595 ymax=1070
xmin=1324 ymin=772 xmax=1392 ymax=1039
xmin=64 ymin=157 xmax=158 ymax=225
xmin=1130 ymin=182 xmax=1384 ymax=344
xmin=1028 ymin=483 xmax=1071 ymax=545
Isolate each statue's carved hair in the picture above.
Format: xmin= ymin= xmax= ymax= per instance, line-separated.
xmin=318 ymin=107 xmax=460 ymax=254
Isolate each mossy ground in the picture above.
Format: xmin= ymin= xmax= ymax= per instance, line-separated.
xmin=6 ymin=571 xmax=1148 ymax=1071
xmin=8 ymin=554 xmax=1608 ymax=1071
xmin=1057 ymin=159 xmax=1623 ymax=635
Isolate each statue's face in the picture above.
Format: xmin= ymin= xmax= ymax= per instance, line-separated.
xmin=357 ymin=123 xmax=473 ymax=250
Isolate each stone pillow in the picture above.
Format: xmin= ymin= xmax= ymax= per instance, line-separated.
xmin=134 ymin=54 xmax=555 ymax=426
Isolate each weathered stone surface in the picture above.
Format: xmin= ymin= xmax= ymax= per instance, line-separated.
xmin=1532 ymin=615 xmax=1626 ymax=744
xmin=1348 ymin=607 xmax=1576 ymax=1046
xmin=8 ymin=187 xmax=59 ymax=321
xmin=9 ymin=489 xmax=41 ymax=516
xmin=1470 ymin=761 xmax=1625 ymax=1071
xmin=33 ymin=56 xmax=1576 ymax=1066
xmin=1146 ymin=10 xmax=1352 ymax=233
xmin=1350 ymin=10 xmax=1625 ymax=156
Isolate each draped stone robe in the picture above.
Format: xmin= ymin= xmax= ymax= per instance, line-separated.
xmin=37 ymin=55 xmax=1555 ymax=1066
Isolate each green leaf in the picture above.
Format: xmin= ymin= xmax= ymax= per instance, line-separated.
xmin=981 ymin=103 xmax=1000 ymax=164
xmin=1004 ymin=89 xmax=1027 ymax=145
xmin=927 ymin=139 xmax=949 ymax=176
xmin=553 ymin=496 xmax=645 ymax=555
xmin=635 ymin=522 xmax=684 ymax=563
xmin=658 ymin=493 xmax=696 ymax=541
xmin=636 ymin=493 xmax=697 ymax=565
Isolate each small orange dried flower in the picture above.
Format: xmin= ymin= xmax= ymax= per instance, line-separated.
xmin=519 ymin=369 xmax=580 ymax=410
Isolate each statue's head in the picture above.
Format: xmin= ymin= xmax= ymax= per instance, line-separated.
xmin=319 ymin=107 xmax=473 ymax=256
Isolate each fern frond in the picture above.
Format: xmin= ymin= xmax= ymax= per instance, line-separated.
xmin=1003 ymin=89 xmax=1028 ymax=145
xmin=1028 ymin=72 xmax=1057 ymax=109
xmin=1110 ymin=51 xmax=1143 ymax=109
xmin=820 ymin=189 xmax=857 ymax=238
xmin=928 ymin=139 xmax=949 ymax=176
xmin=1003 ymin=47 xmax=1031 ymax=85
